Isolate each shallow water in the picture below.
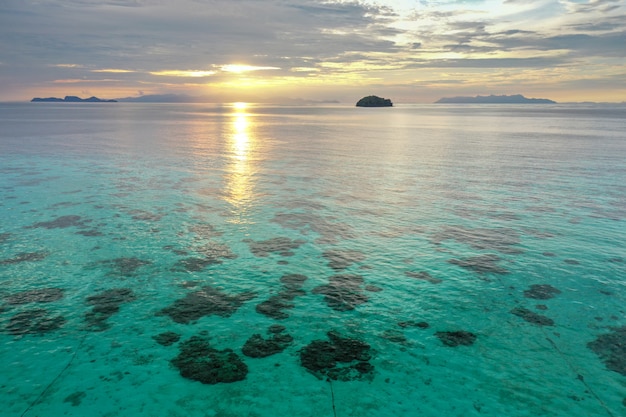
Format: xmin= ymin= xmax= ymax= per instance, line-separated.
xmin=1 ymin=102 xmax=625 ymax=417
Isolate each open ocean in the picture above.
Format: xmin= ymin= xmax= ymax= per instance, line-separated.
xmin=1 ymin=102 xmax=625 ymax=417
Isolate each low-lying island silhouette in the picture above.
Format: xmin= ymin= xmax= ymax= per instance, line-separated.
xmin=356 ymin=95 xmax=393 ymax=107
xmin=31 ymin=95 xmax=117 ymax=103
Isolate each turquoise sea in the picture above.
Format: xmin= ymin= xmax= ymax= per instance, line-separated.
xmin=1 ymin=102 xmax=625 ymax=417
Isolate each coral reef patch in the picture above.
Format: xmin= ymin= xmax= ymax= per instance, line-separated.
xmin=171 ymin=336 xmax=248 ymax=384
xmin=511 ymin=307 xmax=554 ymax=326
xmin=153 ymin=331 xmax=181 ymax=346
xmin=242 ymin=326 xmax=293 ymax=358
xmin=6 ymin=308 xmax=66 ymax=335
xmin=313 ymin=274 xmax=368 ymax=311
xmin=323 ymin=249 xmax=366 ymax=270
xmin=448 ymin=254 xmax=508 ymax=275
xmin=523 ymin=284 xmax=561 ymax=300
xmin=300 ymin=331 xmax=374 ymax=381
xmin=405 ymin=271 xmax=442 ymax=284
xmin=159 ymin=286 xmax=255 ymax=324
xmin=432 ymin=225 xmax=523 ymax=254
xmin=435 ymin=330 xmax=477 ymax=347
xmin=0 ymin=251 xmax=49 ymax=265
xmin=245 ymin=237 xmax=306 ymax=257
xmin=5 ymin=288 xmax=64 ymax=305
xmin=28 ymin=215 xmax=88 ymax=229
xmin=587 ymin=326 xmax=626 ymax=376
xmin=256 ymin=274 xmax=307 ymax=319
xmin=84 ymin=288 xmax=136 ymax=331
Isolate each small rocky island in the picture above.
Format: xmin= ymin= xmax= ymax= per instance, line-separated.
xmin=31 ymin=95 xmax=117 ymax=103
xmin=356 ymin=95 xmax=393 ymax=107
xmin=435 ymin=94 xmax=555 ymax=104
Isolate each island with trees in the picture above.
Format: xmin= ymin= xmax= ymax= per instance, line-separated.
xmin=356 ymin=95 xmax=393 ymax=107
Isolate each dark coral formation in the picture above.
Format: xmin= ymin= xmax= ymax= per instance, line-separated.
xmin=405 ymin=271 xmax=442 ymax=284
xmin=587 ymin=326 xmax=626 ymax=376
xmin=242 ymin=326 xmax=293 ymax=358
xmin=271 ymin=212 xmax=353 ymax=244
xmin=28 ymin=215 xmax=87 ymax=229
xmin=171 ymin=336 xmax=248 ymax=384
xmin=98 ymin=257 xmax=152 ymax=277
xmin=511 ymin=307 xmax=554 ymax=326
xmin=448 ymin=254 xmax=508 ymax=275
xmin=5 ymin=288 xmax=64 ymax=305
xmin=323 ymin=249 xmax=366 ymax=270
xmin=300 ymin=331 xmax=374 ymax=381
xmin=159 ymin=286 xmax=255 ymax=324
xmin=0 ymin=232 xmax=12 ymax=244
xmin=435 ymin=330 xmax=477 ymax=347
xmin=256 ymin=274 xmax=307 ymax=319
xmin=398 ymin=321 xmax=429 ymax=329
xmin=173 ymin=242 xmax=237 ymax=272
xmin=0 ymin=251 xmax=49 ymax=265
xmin=6 ymin=308 xmax=66 ymax=335
xmin=432 ymin=225 xmax=523 ymax=254
xmin=313 ymin=274 xmax=368 ymax=311
xmin=84 ymin=288 xmax=136 ymax=331
xmin=153 ymin=331 xmax=181 ymax=346
xmin=523 ymin=284 xmax=561 ymax=300
xmin=245 ymin=237 xmax=306 ymax=257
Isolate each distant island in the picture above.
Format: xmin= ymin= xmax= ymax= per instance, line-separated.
xmin=356 ymin=95 xmax=393 ymax=107
xmin=31 ymin=95 xmax=117 ymax=103
xmin=435 ymin=94 xmax=555 ymax=104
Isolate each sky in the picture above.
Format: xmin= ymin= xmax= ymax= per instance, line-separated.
xmin=0 ymin=0 xmax=624 ymax=103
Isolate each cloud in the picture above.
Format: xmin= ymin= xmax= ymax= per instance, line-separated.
xmin=0 ymin=0 xmax=624 ymax=101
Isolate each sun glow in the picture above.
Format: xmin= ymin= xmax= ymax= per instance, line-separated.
xmin=149 ymin=70 xmax=216 ymax=77
xmin=221 ymin=64 xmax=280 ymax=73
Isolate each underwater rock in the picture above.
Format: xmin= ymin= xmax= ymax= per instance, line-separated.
xmin=256 ymin=274 xmax=308 ymax=320
xmin=365 ymin=285 xmax=383 ymax=292
xmin=5 ymin=288 xmax=64 ymax=305
xmin=0 ymin=251 xmax=49 ymax=265
xmin=242 ymin=327 xmax=293 ymax=358
xmin=312 ymin=274 xmax=368 ymax=311
xmin=6 ymin=308 xmax=66 ymax=335
xmin=153 ymin=331 xmax=181 ymax=346
xmin=300 ymin=331 xmax=374 ymax=381
xmin=245 ymin=237 xmax=306 ymax=257
xmin=171 ymin=336 xmax=248 ymax=384
xmin=84 ymin=288 xmax=136 ymax=331
xmin=435 ymin=330 xmax=477 ymax=347
xmin=587 ymin=326 xmax=626 ymax=376
xmin=432 ymin=225 xmax=522 ymax=254
xmin=448 ymin=254 xmax=508 ymax=275
xmin=159 ymin=286 xmax=255 ymax=324
xmin=511 ymin=307 xmax=554 ymax=326
xmin=29 ymin=215 xmax=87 ymax=229
xmin=323 ymin=249 xmax=366 ymax=270
xmin=523 ymin=284 xmax=561 ymax=300
xmin=405 ymin=271 xmax=442 ymax=284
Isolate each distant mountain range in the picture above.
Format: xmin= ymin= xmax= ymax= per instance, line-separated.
xmin=31 ymin=95 xmax=117 ymax=103
xmin=435 ymin=94 xmax=556 ymax=104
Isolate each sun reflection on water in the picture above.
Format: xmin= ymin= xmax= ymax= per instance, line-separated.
xmin=224 ymin=103 xmax=256 ymax=218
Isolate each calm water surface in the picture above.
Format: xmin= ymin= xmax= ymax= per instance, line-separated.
xmin=1 ymin=103 xmax=625 ymax=417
